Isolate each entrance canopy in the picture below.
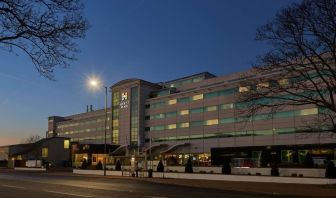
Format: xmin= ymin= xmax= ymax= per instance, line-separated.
xmin=160 ymin=143 xmax=190 ymax=154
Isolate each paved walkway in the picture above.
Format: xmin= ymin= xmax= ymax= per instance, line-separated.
xmin=131 ymin=176 xmax=336 ymax=198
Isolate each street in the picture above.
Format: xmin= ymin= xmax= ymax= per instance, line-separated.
xmin=0 ymin=170 xmax=295 ymax=198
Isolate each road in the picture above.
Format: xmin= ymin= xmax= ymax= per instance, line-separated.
xmin=0 ymin=170 xmax=296 ymax=198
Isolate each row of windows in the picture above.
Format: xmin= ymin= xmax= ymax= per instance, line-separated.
xmin=149 ymin=127 xmax=321 ymax=143
xmin=58 ymin=126 xmax=110 ymax=135
xmin=70 ymin=135 xmax=111 ymax=142
xmin=146 ymin=103 xmax=235 ymax=120
xmin=57 ymin=117 xmax=111 ymax=129
xmin=168 ymin=76 xmax=204 ymax=88
xmin=112 ymin=92 xmax=120 ymax=106
xmin=146 ymin=87 xmax=238 ymax=109
xmin=146 ymin=108 xmax=318 ymax=131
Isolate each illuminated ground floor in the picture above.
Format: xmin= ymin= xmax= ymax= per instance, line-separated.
xmin=211 ymin=143 xmax=336 ymax=167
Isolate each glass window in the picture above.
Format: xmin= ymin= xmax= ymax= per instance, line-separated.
xmin=168 ymin=99 xmax=177 ymax=105
xmin=112 ymin=92 xmax=120 ymax=106
xmin=218 ymin=88 xmax=238 ymax=96
xmin=177 ymin=97 xmax=190 ymax=103
xmin=205 ymin=106 xmax=217 ymax=112
xmin=177 ymin=122 xmax=189 ymax=128
xmin=295 ymin=108 xmax=318 ymax=116
xmin=112 ymin=109 xmax=119 ymax=118
xmin=273 ymin=111 xmax=294 ymax=118
xmin=192 ymin=94 xmax=203 ymax=101
xmin=281 ymin=150 xmax=293 ymax=163
xmin=220 ymin=117 xmax=235 ymax=124
xmin=254 ymin=114 xmax=271 ymax=120
xmin=278 ymin=79 xmax=289 ymax=86
xmin=254 ymin=129 xmax=273 ymax=136
xmin=298 ymin=150 xmax=309 ymax=164
xmin=166 ymin=111 xmax=177 ymax=118
xmin=239 ymin=86 xmax=250 ymax=93
xmin=113 ymin=120 xmax=119 ymax=126
xmin=178 ymin=109 xmax=189 ymax=116
xmin=190 ymin=121 xmax=204 ymax=127
xmin=220 ymin=103 xmax=234 ymax=110
xmin=64 ymin=140 xmax=70 ymax=149
xmin=192 ymin=76 xmax=203 ymax=83
xmin=257 ymin=82 xmax=269 ymax=89
xmin=190 ymin=107 xmax=203 ymax=114
xmin=204 ymin=91 xmax=218 ymax=99
xmin=151 ymin=125 xmax=165 ymax=131
xmin=42 ymin=148 xmax=48 ymax=158
xmin=151 ymin=113 xmax=165 ymax=120
xmin=166 ymin=124 xmax=177 ymax=130
xmin=205 ymin=119 xmax=218 ymax=125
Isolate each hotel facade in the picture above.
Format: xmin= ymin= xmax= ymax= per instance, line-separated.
xmin=48 ymin=71 xmax=336 ymax=167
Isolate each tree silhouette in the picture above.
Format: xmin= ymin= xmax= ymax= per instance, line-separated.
xmin=239 ymin=0 xmax=336 ymax=132
xmin=0 ymin=0 xmax=88 ymax=79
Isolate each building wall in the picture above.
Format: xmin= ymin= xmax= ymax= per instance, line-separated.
xmin=48 ymin=72 xmax=336 ymax=162
xmin=49 ymin=109 xmax=112 ymax=144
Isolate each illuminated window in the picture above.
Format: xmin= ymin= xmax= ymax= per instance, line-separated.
xmin=112 ymin=129 xmax=119 ymax=144
xmin=177 ymin=122 xmax=189 ymax=128
xmin=42 ymin=148 xmax=48 ymax=158
xmin=113 ymin=109 xmax=119 ymax=118
xmin=205 ymin=119 xmax=218 ymax=125
xmin=239 ymin=86 xmax=250 ymax=93
xmin=192 ymin=94 xmax=203 ymax=101
xmin=168 ymin=99 xmax=177 ymax=105
xmin=278 ymin=79 xmax=289 ymax=86
xmin=296 ymin=108 xmax=318 ymax=116
xmin=205 ymin=106 xmax=217 ymax=112
xmin=167 ymin=124 xmax=177 ymax=130
xmin=64 ymin=140 xmax=70 ymax=149
xmin=257 ymin=82 xmax=269 ymax=89
xmin=113 ymin=120 xmax=119 ymax=126
xmin=112 ymin=92 xmax=120 ymax=106
xmin=178 ymin=109 xmax=189 ymax=116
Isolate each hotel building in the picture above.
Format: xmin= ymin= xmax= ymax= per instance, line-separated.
xmin=48 ymin=71 xmax=336 ymax=167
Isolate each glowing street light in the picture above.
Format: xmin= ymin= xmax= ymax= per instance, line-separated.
xmin=87 ymin=76 xmax=108 ymax=176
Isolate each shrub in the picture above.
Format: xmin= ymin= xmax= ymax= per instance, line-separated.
xmin=81 ymin=159 xmax=88 ymax=169
xmin=303 ymin=152 xmax=314 ymax=168
xmin=325 ymin=161 xmax=336 ymax=178
xmin=96 ymin=161 xmax=103 ymax=170
xmin=260 ymin=150 xmax=271 ymax=167
xmin=115 ymin=160 xmax=121 ymax=171
xmin=157 ymin=160 xmax=164 ymax=172
xmin=271 ymin=163 xmax=279 ymax=176
xmin=185 ymin=157 xmax=193 ymax=173
xmin=221 ymin=161 xmax=231 ymax=174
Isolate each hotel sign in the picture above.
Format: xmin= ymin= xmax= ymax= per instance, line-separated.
xmin=120 ymin=91 xmax=129 ymax=109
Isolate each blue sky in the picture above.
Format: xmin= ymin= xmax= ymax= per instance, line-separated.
xmin=0 ymin=0 xmax=298 ymax=145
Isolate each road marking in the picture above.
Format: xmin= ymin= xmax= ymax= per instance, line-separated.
xmin=44 ymin=190 xmax=93 ymax=197
xmin=144 ymin=196 xmax=168 ymax=198
xmin=1 ymin=185 xmax=26 ymax=189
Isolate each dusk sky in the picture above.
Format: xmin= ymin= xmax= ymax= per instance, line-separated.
xmin=0 ymin=0 xmax=298 ymax=146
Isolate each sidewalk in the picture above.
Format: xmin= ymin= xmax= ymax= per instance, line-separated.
xmin=133 ymin=176 xmax=336 ymax=198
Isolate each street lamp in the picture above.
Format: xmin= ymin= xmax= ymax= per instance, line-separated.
xmin=87 ymin=77 xmax=108 ymax=176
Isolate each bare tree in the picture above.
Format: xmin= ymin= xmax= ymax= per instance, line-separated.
xmin=21 ymin=134 xmax=42 ymax=144
xmin=239 ymin=0 xmax=336 ymax=132
xmin=0 ymin=0 xmax=88 ymax=79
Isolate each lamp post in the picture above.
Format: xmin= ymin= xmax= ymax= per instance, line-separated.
xmin=88 ymin=77 xmax=108 ymax=176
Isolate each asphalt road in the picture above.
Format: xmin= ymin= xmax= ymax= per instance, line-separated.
xmin=0 ymin=170 xmax=294 ymax=198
